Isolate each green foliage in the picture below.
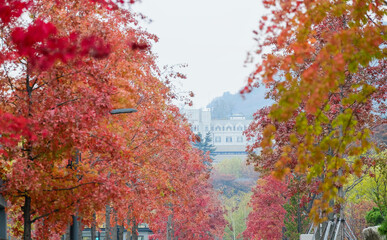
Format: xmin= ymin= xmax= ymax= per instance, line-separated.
xmin=344 ymin=151 xmax=387 ymax=237
xmin=283 ymin=194 xmax=310 ymax=240
xmin=379 ymin=218 xmax=387 ymax=236
xmin=213 ymin=157 xmax=257 ymax=239
xmin=213 ymin=157 xmax=258 ymax=197
xmin=346 ymin=151 xmax=387 ymax=208
xmin=215 ymin=157 xmax=245 ymax=178
xmin=370 ymin=151 xmax=387 ymax=212
xmin=223 ymin=192 xmax=252 ymax=240
xmin=365 ymin=207 xmax=385 ymax=226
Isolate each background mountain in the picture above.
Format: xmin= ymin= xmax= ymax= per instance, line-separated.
xmin=206 ymin=87 xmax=272 ymax=119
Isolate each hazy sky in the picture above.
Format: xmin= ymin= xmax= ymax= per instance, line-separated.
xmin=133 ymin=0 xmax=265 ymax=108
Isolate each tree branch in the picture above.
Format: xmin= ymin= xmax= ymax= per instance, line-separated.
xmin=43 ymin=181 xmax=100 ymax=192
xmin=54 ymin=98 xmax=80 ymax=108
xmin=345 ymin=176 xmax=364 ymax=194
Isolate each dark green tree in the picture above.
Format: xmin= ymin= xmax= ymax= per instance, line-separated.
xmin=283 ymin=194 xmax=310 ymax=240
xmin=193 ymin=132 xmax=217 ymax=166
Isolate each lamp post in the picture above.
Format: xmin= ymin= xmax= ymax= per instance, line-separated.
xmin=70 ymin=108 xmax=137 ymax=240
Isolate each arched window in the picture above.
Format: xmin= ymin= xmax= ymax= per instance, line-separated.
xmin=226 ymin=126 xmax=232 ymax=131
xmin=215 ymin=126 xmax=222 ymax=131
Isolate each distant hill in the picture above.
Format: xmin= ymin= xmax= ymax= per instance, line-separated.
xmin=206 ymin=87 xmax=272 ymax=119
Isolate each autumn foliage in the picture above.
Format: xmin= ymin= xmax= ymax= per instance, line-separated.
xmin=0 ymin=0 xmax=225 ymax=239
xmin=244 ymin=0 xmax=386 ymax=226
xmin=243 ymin=175 xmax=287 ymax=240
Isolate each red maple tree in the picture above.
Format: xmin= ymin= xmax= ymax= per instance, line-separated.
xmin=243 ymin=175 xmax=288 ymax=240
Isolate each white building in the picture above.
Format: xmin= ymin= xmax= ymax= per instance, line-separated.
xmin=182 ymin=108 xmax=253 ymax=163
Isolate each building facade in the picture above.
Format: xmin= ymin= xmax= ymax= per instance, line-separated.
xmin=182 ymin=108 xmax=253 ymax=162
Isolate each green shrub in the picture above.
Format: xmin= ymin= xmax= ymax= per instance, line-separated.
xmin=379 ymin=218 xmax=387 ymax=236
xmin=365 ymin=207 xmax=385 ymax=225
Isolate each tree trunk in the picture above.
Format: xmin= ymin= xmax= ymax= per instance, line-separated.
xmin=167 ymin=204 xmax=175 ymax=240
xmin=167 ymin=214 xmax=173 ymax=240
xmin=112 ymin=213 xmax=117 ymax=240
xmin=106 ymin=205 xmax=112 ymax=240
xmin=91 ymin=225 xmax=96 ymax=240
xmin=112 ymin=224 xmax=117 ymax=240
xmin=91 ymin=213 xmax=96 ymax=240
xmin=131 ymin=219 xmax=138 ymax=240
xmin=172 ymin=217 xmax=176 ymax=240
xmin=127 ymin=207 xmax=138 ymax=240
xmin=118 ymin=225 xmax=124 ymax=240
xmin=70 ymin=215 xmax=80 ymax=240
xmin=78 ymin=218 xmax=83 ymax=240
xmin=65 ymin=224 xmax=71 ymax=240
xmin=24 ymin=72 xmax=33 ymax=240
xmin=23 ymin=195 xmax=32 ymax=240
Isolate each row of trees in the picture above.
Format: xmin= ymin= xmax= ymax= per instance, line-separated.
xmin=242 ymin=0 xmax=386 ymax=239
xmin=0 ymin=0 xmax=225 ymax=239
xmin=212 ymin=157 xmax=258 ymax=239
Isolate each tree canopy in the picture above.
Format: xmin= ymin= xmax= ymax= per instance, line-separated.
xmin=0 ymin=1 xmax=226 ymax=239
xmin=244 ymin=0 xmax=386 ymax=225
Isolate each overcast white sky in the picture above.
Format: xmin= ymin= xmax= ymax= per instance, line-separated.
xmin=132 ymin=0 xmax=265 ymax=108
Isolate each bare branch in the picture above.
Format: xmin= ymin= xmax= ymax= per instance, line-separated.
xmin=345 ymin=176 xmax=364 ymax=194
